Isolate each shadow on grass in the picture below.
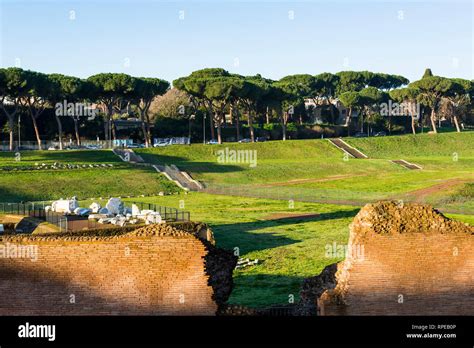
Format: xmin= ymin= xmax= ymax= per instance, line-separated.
xmin=0 ymin=150 xmax=120 ymax=164
xmin=137 ymin=152 xmax=245 ymax=174
xmin=228 ymin=273 xmax=308 ymax=308
xmin=0 ymin=165 xmax=177 ymax=202
xmin=211 ymin=208 xmax=359 ymax=254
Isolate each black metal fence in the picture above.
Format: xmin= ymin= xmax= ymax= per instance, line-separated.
xmin=43 ymin=211 xmax=69 ymax=231
xmin=0 ymin=201 xmax=190 ymax=232
xmin=0 ymin=140 xmax=117 ymax=151
xmin=130 ymin=201 xmax=190 ymax=222
xmin=0 ymin=202 xmax=48 ymax=218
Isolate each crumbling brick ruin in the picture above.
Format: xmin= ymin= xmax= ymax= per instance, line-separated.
xmin=300 ymin=201 xmax=474 ymax=316
xmin=0 ymin=223 xmax=236 ymax=315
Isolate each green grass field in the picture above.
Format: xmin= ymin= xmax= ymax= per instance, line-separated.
xmin=347 ymin=132 xmax=474 ymax=158
xmin=0 ymin=150 xmax=121 ymax=167
xmin=0 ymin=150 xmax=179 ymax=201
xmin=136 ymin=132 xmax=474 ymax=213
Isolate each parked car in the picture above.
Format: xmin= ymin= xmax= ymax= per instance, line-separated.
xmin=154 ymin=140 xmax=171 ymax=147
xmin=374 ymin=131 xmax=387 ymax=137
xmin=207 ymin=139 xmax=219 ymax=145
xmin=47 ymin=146 xmax=58 ymax=151
xmin=354 ymin=132 xmax=368 ymax=138
xmin=126 ymin=143 xmax=143 ymax=148
xmin=256 ymin=137 xmax=267 ymax=142
xmin=238 ymin=138 xmax=251 ymax=143
xmin=85 ymin=144 xmax=102 ymax=150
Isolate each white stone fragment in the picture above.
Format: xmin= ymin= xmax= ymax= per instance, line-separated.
xmin=131 ymin=204 xmax=140 ymax=216
xmin=51 ymin=197 xmax=79 ymax=214
xmin=89 ymin=202 xmax=102 ymax=213
xmin=105 ymin=198 xmax=124 ymax=215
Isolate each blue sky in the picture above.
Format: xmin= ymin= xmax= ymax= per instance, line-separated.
xmin=0 ymin=0 xmax=472 ymax=84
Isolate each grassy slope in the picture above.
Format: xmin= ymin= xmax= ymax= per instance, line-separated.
xmin=0 ymin=150 xmax=121 ymax=167
xmin=136 ymin=133 xmax=474 ymax=211
xmin=346 ymin=131 xmax=474 ymax=158
xmin=0 ymin=150 xmax=179 ymax=201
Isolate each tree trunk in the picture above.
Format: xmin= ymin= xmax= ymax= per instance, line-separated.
xmin=73 ymin=118 xmax=81 ymax=146
xmin=9 ymin=130 xmax=14 ymax=151
xmin=8 ymin=117 xmax=15 ymax=151
xmin=266 ymin=106 xmax=270 ymax=124
xmin=144 ymin=112 xmax=152 ymax=146
xmin=104 ymin=103 xmax=113 ymax=144
xmin=138 ymin=110 xmax=149 ymax=147
xmin=281 ymin=112 xmax=287 ymax=141
xmin=1 ymin=102 xmax=18 ymax=151
xmin=55 ymin=114 xmax=64 ymax=150
xmin=344 ymin=108 xmax=352 ymax=127
xmin=329 ymin=103 xmax=336 ymax=124
xmin=104 ymin=117 xmax=109 ymax=142
xmin=141 ymin=121 xmax=149 ymax=147
xmin=430 ymin=108 xmax=438 ymax=133
xmin=235 ymin=110 xmax=240 ymax=141
xmin=248 ymin=111 xmax=255 ymax=142
xmin=411 ymin=113 xmax=416 ymax=135
xmin=112 ymin=121 xmax=117 ymax=141
xmin=228 ymin=105 xmax=233 ymax=125
xmin=345 ymin=108 xmax=352 ymax=136
xmin=453 ymin=115 xmax=461 ymax=133
xmin=216 ymin=113 xmax=222 ymax=144
xmin=30 ymin=115 xmax=42 ymax=150
xmin=216 ymin=123 xmax=222 ymax=144
xmin=209 ymin=113 xmax=215 ymax=140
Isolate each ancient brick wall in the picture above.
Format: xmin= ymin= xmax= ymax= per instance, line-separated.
xmin=317 ymin=202 xmax=474 ymax=316
xmin=0 ymin=224 xmax=235 ymax=315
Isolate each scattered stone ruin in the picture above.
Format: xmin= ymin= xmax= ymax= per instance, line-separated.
xmin=0 ymin=222 xmax=236 ymax=315
xmin=299 ymin=201 xmax=474 ymax=315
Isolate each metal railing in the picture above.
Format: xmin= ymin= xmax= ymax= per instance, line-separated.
xmin=130 ymin=201 xmax=190 ymax=222
xmin=0 ymin=140 xmax=133 ymax=151
xmin=0 ymin=201 xmax=190 ymax=233
xmin=0 ymin=202 xmax=48 ymax=217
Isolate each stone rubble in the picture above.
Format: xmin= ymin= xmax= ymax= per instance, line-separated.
xmin=0 ymin=162 xmax=115 ymax=172
xmin=46 ymin=196 xmax=166 ymax=227
xmin=235 ymin=258 xmax=259 ymax=269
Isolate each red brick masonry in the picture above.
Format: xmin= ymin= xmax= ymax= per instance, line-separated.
xmin=0 ymin=225 xmax=220 ymax=315
xmin=318 ymin=202 xmax=474 ymax=315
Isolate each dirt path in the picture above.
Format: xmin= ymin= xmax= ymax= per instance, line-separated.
xmin=403 ymin=178 xmax=472 ymax=203
xmin=255 ymin=174 xmax=367 ymax=188
xmin=261 ymin=213 xmax=320 ymax=221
